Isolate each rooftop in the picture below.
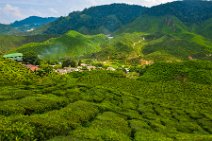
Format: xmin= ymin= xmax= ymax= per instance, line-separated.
xmin=3 ymin=53 xmax=23 ymax=58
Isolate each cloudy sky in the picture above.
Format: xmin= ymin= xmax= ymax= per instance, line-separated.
xmin=0 ymin=0 xmax=177 ymax=24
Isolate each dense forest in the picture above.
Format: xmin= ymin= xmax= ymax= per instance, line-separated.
xmin=43 ymin=1 xmax=212 ymax=36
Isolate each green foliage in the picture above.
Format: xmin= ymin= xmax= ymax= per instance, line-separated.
xmin=0 ymin=34 xmax=58 ymax=54
xmin=117 ymin=15 xmax=188 ymax=34
xmin=62 ymin=58 xmax=77 ymax=68
xmin=0 ymin=52 xmax=212 ymax=141
xmin=0 ymin=118 xmax=35 ymax=141
xmin=42 ymin=1 xmax=212 ymax=37
xmin=139 ymin=61 xmax=212 ymax=84
xmin=14 ymin=31 xmax=107 ymax=62
xmin=69 ymin=112 xmax=131 ymax=141
xmin=0 ymin=58 xmax=35 ymax=86
xmin=44 ymin=4 xmax=146 ymax=35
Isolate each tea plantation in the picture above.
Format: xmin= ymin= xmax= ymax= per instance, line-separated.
xmin=0 ymin=59 xmax=212 ymax=141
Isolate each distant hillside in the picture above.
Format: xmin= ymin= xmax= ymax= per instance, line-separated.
xmin=116 ymin=16 xmax=188 ymax=34
xmin=12 ymin=16 xmax=56 ymax=27
xmin=0 ymin=35 xmax=59 ymax=54
xmin=0 ymin=16 xmax=57 ymax=35
xmin=42 ymin=1 xmax=212 ymax=36
xmin=88 ymin=32 xmax=212 ymax=64
xmin=12 ymin=31 xmax=212 ymax=65
xmin=44 ymin=4 xmax=147 ymax=35
xmin=147 ymin=1 xmax=212 ymax=24
xmin=192 ymin=18 xmax=212 ymax=39
xmin=0 ymin=24 xmax=19 ymax=35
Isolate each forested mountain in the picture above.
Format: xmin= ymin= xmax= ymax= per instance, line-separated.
xmin=43 ymin=1 xmax=212 ymax=36
xmin=0 ymin=24 xmax=19 ymax=35
xmin=147 ymin=1 xmax=212 ymax=24
xmin=44 ymin=4 xmax=147 ymax=35
xmin=116 ymin=16 xmax=188 ymax=34
xmin=0 ymin=16 xmax=57 ymax=35
xmin=11 ymin=16 xmax=57 ymax=28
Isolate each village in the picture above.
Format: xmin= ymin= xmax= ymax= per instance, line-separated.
xmin=2 ymin=52 xmax=125 ymax=74
xmin=54 ymin=63 xmax=118 ymax=75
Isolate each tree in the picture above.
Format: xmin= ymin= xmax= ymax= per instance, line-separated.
xmin=62 ymin=58 xmax=77 ymax=68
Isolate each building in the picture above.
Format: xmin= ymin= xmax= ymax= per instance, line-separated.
xmin=3 ymin=53 xmax=23 ymax=62
xmin=25 ymin=64 xmax=39 ymax=72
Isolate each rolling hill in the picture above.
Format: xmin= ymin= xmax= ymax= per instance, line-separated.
xmin=14 ymin=31 xmax=107 ymax=62
xmin=11 ymin=30 xmax=212 ymax=65
xmin=0 ymin=34 xmax=59 ymax=54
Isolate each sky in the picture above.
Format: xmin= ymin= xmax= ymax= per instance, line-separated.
xmin=0 ymin=0 xmax=177 ymax=24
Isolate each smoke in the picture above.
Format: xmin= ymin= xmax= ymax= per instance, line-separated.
xmin=37 ymin=43 xmax=68 ymax=61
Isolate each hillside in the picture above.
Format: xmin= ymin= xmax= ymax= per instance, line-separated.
xmin=0 ymin=35 xmax=59 ymax=54
xmin=0 ymin=24 xmax=19 ymax=35
xmin=192 ymin=18 xmax=212 ymax=39
xmin=0 ymin=57 xmax=36 ymax=85
xmin=44 ymin=4 xmax=147 ymax=35
xmin=42 ymin=1 xmax=212 ymax=37
xmin=0 ymin=16 xmax=57 ymax=35
xmin=147 ymin=1 xmax=212 ymax=24
xmin=11 ymin=31 xmax=212 ymax=65
xmin=12 ymin=16 xmax=56 ymax=28
xmin=116 ymin=16 xmax=188 ymax=34
xmin=0 ymin=1 xmax=212 ymax=140
xmin=0 ymin=60 xmax=212 ymax=140
xmin=14 ymin=31 xmax=107 ymax=62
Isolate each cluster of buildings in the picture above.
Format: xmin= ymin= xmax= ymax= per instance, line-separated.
xmin=55 ymin=63 xmax=116 ymax=75
xmin=3 ymin=53 xmax=130 ymax=74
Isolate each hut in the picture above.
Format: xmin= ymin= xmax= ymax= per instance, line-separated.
xmin=3 ymin=53 xmax=23 ymax=62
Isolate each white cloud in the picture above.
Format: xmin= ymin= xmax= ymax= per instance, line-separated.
xmin=48 ymin=8 xmax=59 ymax=14
xmin=0 ymin=4 xmax=25 ymax=24
xmin=4 ymin=4 xmax=23 ymax=17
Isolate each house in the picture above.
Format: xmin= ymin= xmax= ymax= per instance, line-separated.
xmin=3 ymin=53 xmax=23 ymax=62
xmin=25 ymin=64 xmax=39 ymax=72
xmin=107 ymin=67 xmax=116 ymax=71
xmin=66 ymin=67 xmax=79 ymax=73
xmin=87 ymin=65 xmax=96 ymax=71
xmin=56 ymin=69 xmax=67 ymax=74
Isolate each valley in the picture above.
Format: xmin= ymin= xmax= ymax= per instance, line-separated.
xmin=0 ymin=0 xmax=212 ymax=141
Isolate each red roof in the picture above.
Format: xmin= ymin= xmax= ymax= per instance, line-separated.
xmin=25 ymin=64 xmax=39 ymax=71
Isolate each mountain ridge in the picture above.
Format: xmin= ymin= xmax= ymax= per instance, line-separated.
xmin=0 ymin=16 xmax=57 ymax=35
xmin=42 ymin=1 xmax=212 ymax=37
